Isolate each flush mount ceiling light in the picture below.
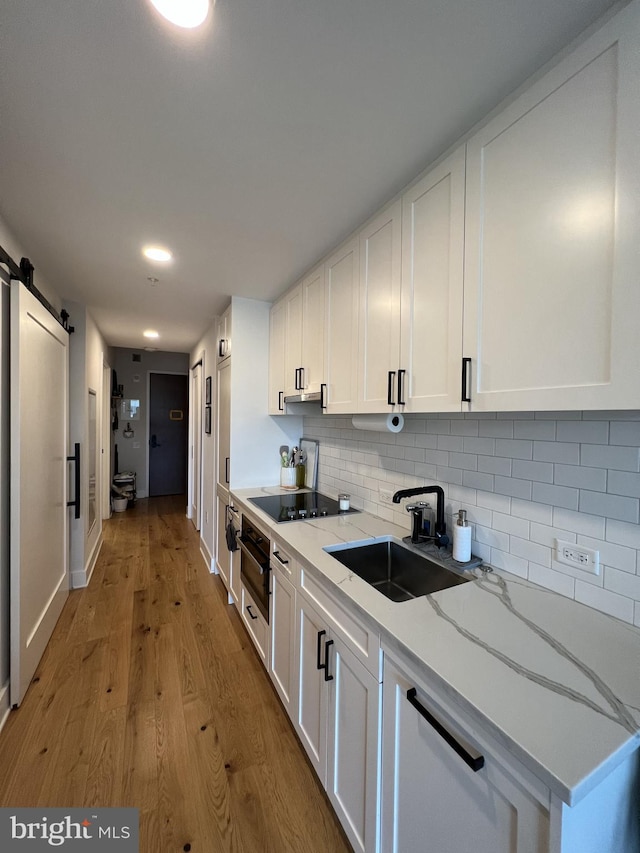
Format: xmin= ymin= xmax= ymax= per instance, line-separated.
xmin=142 ymin=245 xmax=172 ymax=263
xmin=143 ymin=330 xmax=160 ymax=339
xmin=148 ymin=0 xmax=211 ymax=28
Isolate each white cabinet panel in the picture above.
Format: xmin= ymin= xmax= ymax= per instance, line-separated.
xmin=270 ymin=559 xmax=297 ymax=715
xmin=464 ymin=5 xmax=640 ymax=410
xmin=240 ymin=583 xmax=269 ymax=666
xmin=216 ymin=359 xmax=230 ymax=489
xmin=401 ymin=147 xmax=465 ymax=412
xmin=324 ymin=239 xmax=359 ymax=414
xmin=284 ymin=284 xmax=303 ymax=397
xmin=268 ymin=297 xmax=286 ymax=414
xmin=295 ymin=593 xmax=329 ymax=783
xmin=381 ymin=654 xmax=548 ymax=853
xmin=301 ymin=265 xmax=325 ymax=394
xmin=358 ymin=201 xmax=402 ymax=412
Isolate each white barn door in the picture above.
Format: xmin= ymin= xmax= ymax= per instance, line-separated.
xmin=10 ymin=282 xmax=69 ymax=707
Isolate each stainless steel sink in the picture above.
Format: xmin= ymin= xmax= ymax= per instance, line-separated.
xmin=324 ymin=536 xmax=471 ymax=602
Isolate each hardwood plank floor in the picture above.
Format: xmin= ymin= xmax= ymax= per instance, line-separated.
xmin=0 ymin=496 xmax=352 ymax=853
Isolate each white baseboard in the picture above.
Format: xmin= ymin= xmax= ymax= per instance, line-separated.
xmin=0 ymin=679 xmax=10 ymax=734
xmin=71 ymin=534 xmax=103 ymax=589
xmin=200 ymin=537 xmax=215 ymax=574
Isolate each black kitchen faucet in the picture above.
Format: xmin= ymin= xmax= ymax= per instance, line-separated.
xmin=392 ymin=486 xmax=449 ymax=548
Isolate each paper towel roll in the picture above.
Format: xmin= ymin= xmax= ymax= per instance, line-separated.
xmin=351 ymin=413 xmax=404 ymax=433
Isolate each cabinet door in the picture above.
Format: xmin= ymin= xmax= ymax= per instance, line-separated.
xmin=300 ymin=265 xmax=325 ymax=394
xmin=326 ymin=635 xmax=381 ymax=853
xmin=401 ymin=148 xmax=465 ymax=413
xmin=215 ymin=492 xmax=230 ymax=588
xmin=284 ymin=284 xmax=303 ymax=396
xmin=464 ymin=5 xmax=640 ymax=411
xmin=358 ymin=201 xmax=402 ymax=412
xmin=240 ymin=584 xmax=269 ymax=666
xmin=295 ymin=594 xmax=329 ymax=784
xmin=216 ymin=359 xmax=231 ymax=489
xmin=324 ymin=238 xmax=359 ymax=414
xmin=270 ymin=562 xmax=297 ymax=717
xmin=381 ymin=657 xmax=548 ymax=853
xmin=268 ymin=298 xmax=286 ymax=415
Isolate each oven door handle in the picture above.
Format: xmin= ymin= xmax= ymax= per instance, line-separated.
xmin=238 ymin=539 xmax=270 ymax=575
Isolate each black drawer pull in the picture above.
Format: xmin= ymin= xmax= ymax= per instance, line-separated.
xmin=278 ymin=390 xmax=284 ymax=411
xmin=323 ymin=639 xmax=334 ymax=681
xmin=387 ymin=370 xmax=396 ymax=406
xmin=397 ymin=369 xmax=406 ymax=405
xmin=320 ymin=382 xmax=327 ymax=410
xmin=461 ymin=357 xmax=471 ymax=403
xmin=273 ymin=550 xmax=289 ymax=565
xmin=406 ymin=688 xmax=484 ymax=772
xmin=246 ymin=605 xmax=258 ymax=620
xmin=317 ymin=629 xmax=327 ymax=671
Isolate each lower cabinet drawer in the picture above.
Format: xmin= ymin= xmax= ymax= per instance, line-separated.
xmin=241 ymin=583 xmax=269 ymax=666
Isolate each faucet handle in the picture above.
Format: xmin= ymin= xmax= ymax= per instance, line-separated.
xmin=405 ymin=501 xmax=429 ymax=512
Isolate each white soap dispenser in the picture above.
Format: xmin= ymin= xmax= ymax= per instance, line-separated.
xmin=453 ymin=509 xmax=471 ymax=563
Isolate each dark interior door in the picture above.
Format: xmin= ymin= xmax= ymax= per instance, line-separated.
xmin=149 ymin=373 xmax=188 ymax=496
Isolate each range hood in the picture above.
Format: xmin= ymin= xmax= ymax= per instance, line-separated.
xmin=283 ymin=390 xmax=322 ymax=404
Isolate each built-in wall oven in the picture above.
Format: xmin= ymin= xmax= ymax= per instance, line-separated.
xmin=239 ymin=514 xmax=271 ymax=622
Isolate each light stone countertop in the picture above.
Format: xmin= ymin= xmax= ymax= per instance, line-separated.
xmin=232 ymin=486 xmax=640 ymax=807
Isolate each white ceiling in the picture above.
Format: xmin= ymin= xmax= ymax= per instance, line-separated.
xmin=0 ymin=0 xmax=620 ymax=352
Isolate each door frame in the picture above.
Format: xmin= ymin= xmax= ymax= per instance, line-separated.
xmin=145 ymin=370 xmax=189 ymax=499
xmin=102 ymin=361 xmax=111 ymax=519
xmin=188 ymin=353 xmax=204 ymax=528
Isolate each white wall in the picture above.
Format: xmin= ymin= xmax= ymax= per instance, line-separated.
xmin=66 ymin=302 xmax=112 ymax=588
xmin=112 ymin=348 xmax=190 ymax=498
xmin=303 ymin=411 xmax=640 ymax=626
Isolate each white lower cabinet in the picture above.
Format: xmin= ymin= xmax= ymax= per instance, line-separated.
xmin=240 ymin=583 xmax=269 ymax=667
xmin=381 ymin=651 xmax=549 ymax=853
xmin=269 ymin=543 xmax=298 ymax=717
xmin=295 ymin=589 xmax=381 ymax=853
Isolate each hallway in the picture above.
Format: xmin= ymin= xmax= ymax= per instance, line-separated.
xmin=0 ymin=497 xmax=351 ymax=852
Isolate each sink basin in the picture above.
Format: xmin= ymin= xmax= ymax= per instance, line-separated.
xmin=324 ymin=537 xmax=471 ymax=602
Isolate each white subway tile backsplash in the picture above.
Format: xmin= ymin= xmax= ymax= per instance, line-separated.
xmin=528 ymin=564 xmax=576 ymax=597
xmin=556 ymin=420 xmax=610 ymax=444
xmin=575 ymin=582 xmax=634 ymax=624
xmin=532 ymin=482 xmax=579 ymax=510
xmin=513 ymin=420 xmax=557 ymax=440
xmin=512 ymin=459 xmax=554 ymax=483
xmin=495 ymin=439 xmax=533 ymax=460
xmin=554 ymin=463 xmax=607 ymax=492
xmin=607 ymin=470 xmax=640 ymax=499
xmin=493 ymin=512 xmax=530 ymax=539
xmin=610 ymin=421 xmax=640 ymax=446
xmin=533 ymin=441 xmax=580 ymax=465
xmin=581 ymin=444 xmax=640 ymax=472
xmin=305 ymin=411 xmax=640 ymax=624
xmin=579 ymin=490 xmax=639 ymax=524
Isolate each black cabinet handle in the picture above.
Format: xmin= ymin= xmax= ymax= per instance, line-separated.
xmin=461 ymin=357 xmax=471 ymax=403
xmin=246 ymin=605 xmax=258 ymax=620
xmin=320 ymin=383 xmax=327 ymax=410
xmin=398 ymin=369 xmax=406 ymax=405
xmin=273 ymin=550 xmax=289 ymax=565
xmin=218 ymin=339 xmax=225 ymax=358
xmin=299 ymin=367 xmax=305 ymax=390
xmin=406 ymin=688 xmax=484 ymax=772
xmin=387 ymin=370 xmax=396 ymax=406
xmin=278 ymin=390 xmax=284 ymax=412
xmin=317 ymin=629 xmax=327 ymax=671
xmin=323 ymin=639 xmax=334 ymax=682
xmin=225 ymin=457 xmax=230 ymax=484
xmin=294 ymin=367 xmax=300 ymax=390
xmin=66 ymin=442 xmax=81 ymax=520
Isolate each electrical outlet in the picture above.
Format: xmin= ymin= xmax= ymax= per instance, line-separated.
xmin=379 ymin=488 xmax=394 ymax=505
xmin=555 ymin=539 xmax=600 ymax=575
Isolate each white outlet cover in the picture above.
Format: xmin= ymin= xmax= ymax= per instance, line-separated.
xmin=555 ymin=539 xmax=600 ymax=575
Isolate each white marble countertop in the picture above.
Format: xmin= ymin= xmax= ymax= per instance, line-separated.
xmin=232 ymin=486 xmax=640 ymax=807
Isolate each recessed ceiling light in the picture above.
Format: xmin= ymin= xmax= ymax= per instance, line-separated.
xmin=143 ymin=330 xmax=160 ymax=339
xmin=148 ymin=0 xmax=211 ymax=29
xmin=143 ymin=245 xmax=172 ymax=262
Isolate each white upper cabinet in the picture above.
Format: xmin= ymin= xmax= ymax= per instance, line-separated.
xmin=463 ymin=3 xmax=640 ymax=411
xmin=400 ymin=147 xmax=466 ymax=412
xmin=324 ymin=238 xmax=360 ymax=414
xmin=357 ymin=201 xmax=402 ymax=412
xmin=283 ymin=264 xmax=325 ymax=397
xmin=268 ymin=297 xmax=286 ymax=414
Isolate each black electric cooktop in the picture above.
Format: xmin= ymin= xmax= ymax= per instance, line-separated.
xmin=248 ymin=491 xmax=359 ymax=523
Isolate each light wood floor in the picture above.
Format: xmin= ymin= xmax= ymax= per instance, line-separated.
xmin=0 ymin=496 xmax=352 ymax=853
